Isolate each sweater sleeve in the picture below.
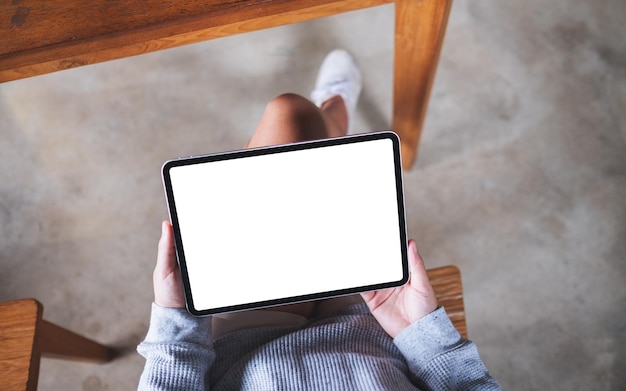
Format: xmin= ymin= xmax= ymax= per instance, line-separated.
xmin=393 ymin=307 xmax=501 ymax=390
xmin=137 ymin=304 xmax=215 ymax=391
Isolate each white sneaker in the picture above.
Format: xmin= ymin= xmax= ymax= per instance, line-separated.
xmin=310 ymin=49 xmax=362 ymax=134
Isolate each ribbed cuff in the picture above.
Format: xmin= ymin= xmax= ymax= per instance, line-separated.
xmin=393 ymin=307 xmax=463 ymax=369
xmin=144 ymin=303 xmax=212 ymax=347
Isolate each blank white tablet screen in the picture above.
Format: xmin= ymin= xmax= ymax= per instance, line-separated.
xmin=168 ymin=137 xmax=404 ymax=312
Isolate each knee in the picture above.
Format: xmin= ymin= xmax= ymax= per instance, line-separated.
xmin=252 ymin=93 xmax=327 ymax=145
xmin=264 ymin=93 xmax=315 ymax=119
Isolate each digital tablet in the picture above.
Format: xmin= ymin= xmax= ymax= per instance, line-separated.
xmin=162 ymin=131 xmax=408 ymax=316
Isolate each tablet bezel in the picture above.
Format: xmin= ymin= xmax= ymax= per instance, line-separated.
xmin=162 ymin=131 xmax=408 ymax=316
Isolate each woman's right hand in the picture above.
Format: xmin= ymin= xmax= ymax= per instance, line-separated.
xmin=361 ymin=240 xmax=438 ymax=338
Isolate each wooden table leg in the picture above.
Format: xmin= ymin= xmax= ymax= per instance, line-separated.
xmin=393 ymin=0 xmax=453 ymax=169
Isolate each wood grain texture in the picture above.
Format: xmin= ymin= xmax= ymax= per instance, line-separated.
xmin=394 ymin=0 xmax=453 ymax=169
xmin=0 ymin=299 xmax=42 ymax=391
xmin=427 ymin=265 xmax=467 ymax=339
xmin=0 ymin=0 xmax=392 ymax=82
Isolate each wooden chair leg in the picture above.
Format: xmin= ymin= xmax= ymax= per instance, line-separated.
xmin=38 ymin=319 xmax=114 ymax=363
xmin=393 ymin=0 xmax=453 ymax=169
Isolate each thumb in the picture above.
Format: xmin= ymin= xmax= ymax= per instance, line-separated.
xmin=407 ymin=240 xmax=437 ymax=298
xmin=156 ymin=221 xmax=177 ymax=275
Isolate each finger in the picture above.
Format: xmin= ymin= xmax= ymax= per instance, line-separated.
xmin=156 ymin=220 xmax=176 ymax=274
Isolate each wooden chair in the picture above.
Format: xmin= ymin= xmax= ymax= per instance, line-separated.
xmin=0 ymin=299 xmax=114 ymax=391
xmin=0 ymin=268 xmax=465 ymax=390
xmin=0 ymin=0 xmax=452 ymax=169
xmin=427 ymin=265 xmax=467 ymax=338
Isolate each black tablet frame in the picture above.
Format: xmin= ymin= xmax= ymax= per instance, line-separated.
xmin=162 ymin=131 xmax=408 ymax=316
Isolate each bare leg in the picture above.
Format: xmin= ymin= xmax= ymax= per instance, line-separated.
xmin=245 ymin=93 xmax=347 ymax=318
xmin=246 ymin=94 xmax=347 ymax=148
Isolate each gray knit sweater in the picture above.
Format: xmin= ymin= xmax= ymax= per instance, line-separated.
xmin=137 ymin=304 xmax=500 ymax=390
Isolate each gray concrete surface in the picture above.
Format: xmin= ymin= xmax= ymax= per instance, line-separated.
xmin=1 ymin=1 xmax=625 ymax=390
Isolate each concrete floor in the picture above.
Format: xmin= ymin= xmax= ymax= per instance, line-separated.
xmin=1 ymin=0 xmax=625 ymax=390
